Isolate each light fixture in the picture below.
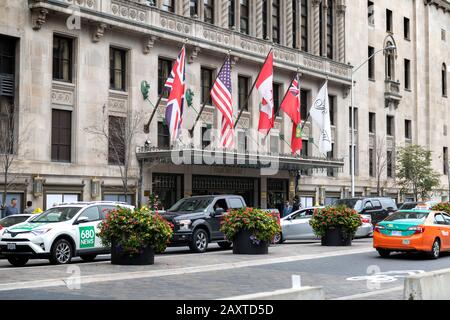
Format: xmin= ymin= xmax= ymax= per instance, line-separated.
xmin=91 ymin=178 xmax=101 ymax=198
xmin=33 ymin=176 xmax=44 ymax=198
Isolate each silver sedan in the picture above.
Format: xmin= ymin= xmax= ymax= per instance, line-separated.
xmin=275 ymin=207 xmax=373 ymax=244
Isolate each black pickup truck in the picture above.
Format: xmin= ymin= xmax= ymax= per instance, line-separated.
xmin=161 ymin=195 xmax=247 ymax=253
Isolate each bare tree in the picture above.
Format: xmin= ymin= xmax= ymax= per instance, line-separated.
xmin=375 ymin=136 xmax=388 ymax=196
xmin=86 ymin=106 xmax=144 ymax=201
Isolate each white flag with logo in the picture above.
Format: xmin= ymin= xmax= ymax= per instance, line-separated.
xmin=309 ymin=82 xmax=332 ymax=154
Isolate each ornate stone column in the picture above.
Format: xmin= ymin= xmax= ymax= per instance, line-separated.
xmin=312 ymin=0 xmax=321 ymax=56
xmin=285 ymin=0 xmax=293 ymax=47
xmin=181 ymin=0 xmax=190 ymax=17
xmin=322 ymin=0 xmax=328 ymax=58
xmin=256 ymin=0 xmax=264 ymax=38
xmin=220 ymin=0 xmax=229 ymax=28
xmin=337 ymin=1 xmax=346 ymax=63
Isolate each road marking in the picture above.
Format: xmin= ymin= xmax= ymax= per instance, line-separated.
xmin=0 ymin=247 xmax=373 ymax=292
xmin=333 ymin=286 xmax=403 ymax=300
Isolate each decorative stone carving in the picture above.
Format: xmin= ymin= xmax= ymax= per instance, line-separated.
xmin=143 ymin=35 xmax=158 ymax=54
xmin=111 ymin=1 xmax=147 ymax=22
xmin=231 ymin=55 xmax=240 ymax=66
xmin=188 ymin=46 xmax=201 ymax=64
xmin=52 ymin=89 xmax=74 ymax=106
xmin=31 ymin=8 xmax=48 ymax=30
xmin=92 ymin=23 xmax=107 ymax=42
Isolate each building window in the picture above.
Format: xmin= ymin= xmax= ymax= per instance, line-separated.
xmin=228 ymin=0 xmax=235 ymax=28
xmin=51 ymin=109 xmax=71 ymax=163
xmin=237 ymin=131 xmax=247 ymax=153
xmin=405 ymin=119 xmax=412 ymax=140
xmin=385 ymin=42 xmax=395 ymax=80
xmin=369 ymin=112 xmax=376 ymax=133
xmin=204 ymin=0 xmax=214 ymax=24
xmin=368 ymin=46 xmax=375 ymax=80
xmin=190 ymin=0 xmax=198 ymax=17
xmin=368 ymin=1 xmax=374 ymax=25
xmin=327 ymin=143 xmax=335 ymax=177
xmin=272 ymin=0 xmax=281 ymax=44
xmin=319 ymin=2 xmax=324 ymax=56
xmin=444 ymin=147 xmax=449 ymax=175
xmin=387 ymin=150 xmax=393 ymax=178
xmin=108 ymin=116 xmax=126 ymax=165
xmin=158 ymin=58 xmax=173 ymax=98
xmin=201 ymin=67 xmax=214 ymax=105
xmin=349 ymin=145 xmax=358 ymax=176
xmin=240 ymin=0 xmax=249 ymax=35
xmin=386 ymin=9 xmax=393 ymax=33
xmin=326 ymin=0 xmax=334 ymax=59
xmin=443 ymin=63 xmax=448 ymax=97
xmin=369 ymin=148 xmax=375 ymax=177
xmin=273 ymin=83 xmax=281 ymax=111
xmin=386 ymin=115 xmax=394 ymax=136
xmin=292 ymin=0 xmax=298 ymax=48
xmin=262 ymin=0 xmax=268 ymax=39
xmin=300 ymin=90 xmax=308 ymax=120
xmin=404 ymin=59 xmax=411 ymax=90
xmin=270 ymin=135 xmax=279 ymax=154
xmin=52 ymin=36 xmax=73 ymax=82
xmin=161 ymin=0 xmax=175 ymax=12
xmin=404 ymin=17 xmax=410 ymax=40
xmin=329 ymin=95 xmax=335 ymax=126
xmin=158 ymin=121 xmax=170 ymax=149
xmin=109 ymin=47 xmax=126 ymax=91
xmin=349 ymin=107 xmax=358 ymax=130
xmin=442 ymin=29 xmax=447 ymax=42
xmin=202 ymin=127 xmax=211 ymax=149
xmin=301 ymin=139 xmax=309 ymax=157
xmin=0 ymin=103 xmax=14 ymax=155
xmin=238 ymin=75 xmax=250 ymax=111
xmin=0 ymin=35 xmax=15 ymax=76
xmin=300 ymin=0 xmax=308 ymax=51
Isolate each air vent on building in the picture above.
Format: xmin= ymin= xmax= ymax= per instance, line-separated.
xmin=0 ymin=74 xmax=14 ymax=97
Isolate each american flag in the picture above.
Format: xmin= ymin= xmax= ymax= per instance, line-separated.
xmin=211 ymin=56 xmax=235 ymax=149
xmin=165 ymin=46 xmax=186 ymax=143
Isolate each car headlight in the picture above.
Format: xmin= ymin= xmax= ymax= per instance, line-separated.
xmin=31 ymin=228 xmax=52 ymax=236
xmin=177 ymin=220 xmax=192 ymax=230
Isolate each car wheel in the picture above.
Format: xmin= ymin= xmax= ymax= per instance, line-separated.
xmin=273 ymin=233 xmax=284 ymax=244
xmin=80 ymin=254 xmax=97 ymax=262
xmin=429 ymin=239 xmax=440 ymax=260
xmin=50 ymin=239 xmax=73 ymax=265
xmin=377 ymin=249 xmax=391 ymax=258
xmin=189 ymin=229 xmax=209 ymax=253
xmin=7 ymin=257 xmax=29 ymax=267
xmin=217 ymin=241 xmax=232 ymax=249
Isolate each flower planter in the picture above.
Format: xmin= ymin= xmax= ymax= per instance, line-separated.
xmin=111 ymin=241 xmax=155 ymax=265
xmin=232 ymin=229 xmax=269 ymax=255
xmin=321 ymin=227 xmax=352 ymax=247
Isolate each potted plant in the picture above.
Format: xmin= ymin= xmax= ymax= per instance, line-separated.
xmin=220 ymin=207 xmax=281 ymax=255
xmin=431 ymin=202 xmax=450 ymax=214
xmin=98 ymin=206 xmax=173 ymax=265
xmin=309 ymin=206 xmax=362 ymax=246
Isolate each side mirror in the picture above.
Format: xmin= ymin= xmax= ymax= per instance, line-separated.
xmin=76 ymin=217 xmax=90 ymax=224
xmin=213 ymin=208 xmax=225 ymax=217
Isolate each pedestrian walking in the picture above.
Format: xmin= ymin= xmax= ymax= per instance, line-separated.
xmin=4 ymin=198 xmax=19 ymax=217
xmin=292 ymin=196 xmax=301 ymax=212
xmin=24 ymin=201 xmax=34 ymax=214
xmin=282 ymin=201 xmax=293 ymax=217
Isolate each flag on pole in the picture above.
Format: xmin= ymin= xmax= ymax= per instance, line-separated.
xmin=165 ymin=46 xmax=186 ymax=143
xmin=256 ymin=51 xmax=274 ymax=135
xmin=211 ymin=56 xmax=235 ymax=149
xmin=291 ymin=123 xmax=303 ymax=155
xmin=309 ymin=81 xmax=332 ymax=154
xmin=280 ymin=75 xmax=301 ymax=125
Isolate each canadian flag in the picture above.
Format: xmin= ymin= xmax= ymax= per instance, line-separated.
xmin=256 ymin=51 xmax=274 ymax=135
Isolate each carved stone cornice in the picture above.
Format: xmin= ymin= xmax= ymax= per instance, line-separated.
xmin=424 ymin=0 xmax=450 ymax=12
xmin=31 ymin=7 xmax=48 ymax=30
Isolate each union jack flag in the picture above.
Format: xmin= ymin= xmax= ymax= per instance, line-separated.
xmin=165 ymin=46 xmax=186 ymax=143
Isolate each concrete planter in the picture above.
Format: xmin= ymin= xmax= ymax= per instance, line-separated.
xmin=111 ymin=241 xmax=155 ymax=265
xmin=232 ymin=229 xmax=269 ymax=255
xmin=321 ymin=227 xmax=352 ymax=246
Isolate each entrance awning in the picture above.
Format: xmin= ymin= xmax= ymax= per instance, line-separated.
xmin=136 ymin=147 xmax=344 ymax=172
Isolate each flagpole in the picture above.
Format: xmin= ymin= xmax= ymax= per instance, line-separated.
xmin=234 ymin=48 xmax=273 ymax=129
xmin=143 ymin=40 xmax=188 ymax=134
xmin=264 ymin=71 xmax=299 ymax=140
xmin=189 ymin=52 xmax=231 ymax=137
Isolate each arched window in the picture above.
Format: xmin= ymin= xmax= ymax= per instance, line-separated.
xmin=443 ymin=63 xmax=448 ymax=97
xmin=385 ymin=41 xmax=395 ymax=80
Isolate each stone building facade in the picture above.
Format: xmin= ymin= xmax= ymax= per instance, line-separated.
xmin=0 ymin=0 xmax=448 ymax=213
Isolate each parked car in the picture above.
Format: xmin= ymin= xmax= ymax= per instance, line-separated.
xmin=0 ymin=201 xmax=133 ymax=266
xmin=161 ymin=195 xmax=247 ymax=253
xmin=0 ymin=214 xmax=34 ymax=234
xmin=334 ymin=198 xmax=397 ymax=225
xmin=398 ymin=201 xmax=438 ymax=211
xmin=373 ymin=209 xmax=450 ymax=259
xmin=275 ymin=207 xmax=373 ymax=244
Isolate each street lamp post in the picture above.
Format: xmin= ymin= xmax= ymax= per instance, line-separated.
xmin=350 ymin=45 xmax=396 ymax=197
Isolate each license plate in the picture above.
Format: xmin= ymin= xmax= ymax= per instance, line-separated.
xmin=7 ymin=243 xmax=16 ymax=250
xmin=403 ymin=239 xmax=410 ymax=245
xmin=391 ymin=231 xmax=402 ymax=237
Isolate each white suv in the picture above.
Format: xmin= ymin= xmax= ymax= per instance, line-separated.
xmin=0 ymin=201 xmax=133 ymax=267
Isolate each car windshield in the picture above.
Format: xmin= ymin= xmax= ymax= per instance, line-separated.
xmin=384 ymin=211 xmax=429 ymax=222
xmin=31 ymin=207 xmax=81 ymax=223
xmin=0 ymin=216 xmax=30 ymax=227
xmin=167 ymin=198 xmax=213 ymax=213
xmin=334 ymin=199 xmax=363 ymax=211
xmin=399 ymin=203 xmax=418 ymax=210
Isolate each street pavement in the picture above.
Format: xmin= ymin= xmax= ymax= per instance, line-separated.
xmin=0 ymin=238 xmax=449 ymax=300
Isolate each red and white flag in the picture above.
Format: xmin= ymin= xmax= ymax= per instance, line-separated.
xmin=165 ymin=46 xmax=186 ymax=143
xmin=256 ymin=51 xmax=274 ymax=135
xmin=211 ymin=56 xmax=235 ymax=149
xmin=280 ymin=74 xmax=303 ymax=154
